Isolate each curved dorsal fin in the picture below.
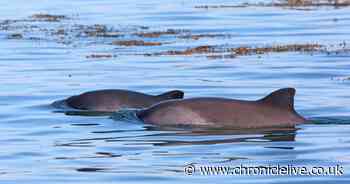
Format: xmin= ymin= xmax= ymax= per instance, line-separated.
xmin=258 ymin=88 xmax=296 ymax=111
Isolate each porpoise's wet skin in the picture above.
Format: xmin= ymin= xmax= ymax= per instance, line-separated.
xmin=137 ymin=88 xmax=306 ymax=128
xmin=53 ymin=89 xmax=184 ymax=112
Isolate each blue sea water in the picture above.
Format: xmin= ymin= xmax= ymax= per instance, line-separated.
xmin=0 ymin=0 xmax=350 ymax=183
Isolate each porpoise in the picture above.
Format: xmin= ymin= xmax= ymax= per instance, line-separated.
xmin=54 ymin=89 xmax=184 ymax=112
xmin=137 ymin=88 xmax=307 ymax=128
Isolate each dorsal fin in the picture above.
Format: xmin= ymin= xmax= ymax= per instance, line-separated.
xmin=157 ymin=90 xmax=184 ymax=100
xmin=258 ymin=88 xmax=296 ymax=111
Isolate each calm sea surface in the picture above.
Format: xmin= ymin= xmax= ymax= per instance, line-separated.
xmin=1 ymin=0 xmax=350 ymax=183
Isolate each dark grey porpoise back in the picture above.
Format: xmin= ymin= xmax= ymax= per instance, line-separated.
xmin=64 ymin=89 xmax=184 ymax=111
xmin=137 ymin=88 xmax=306 ymax=128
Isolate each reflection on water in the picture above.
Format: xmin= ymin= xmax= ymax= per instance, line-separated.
xmin=1 ymin=0 xmax=350 ymax=183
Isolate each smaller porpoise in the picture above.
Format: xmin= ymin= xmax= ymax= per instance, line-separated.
xmin=137 ymin=88 xmax=307 ymax=128
xmin=54 ymin=89 xmax=184 ymax=112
